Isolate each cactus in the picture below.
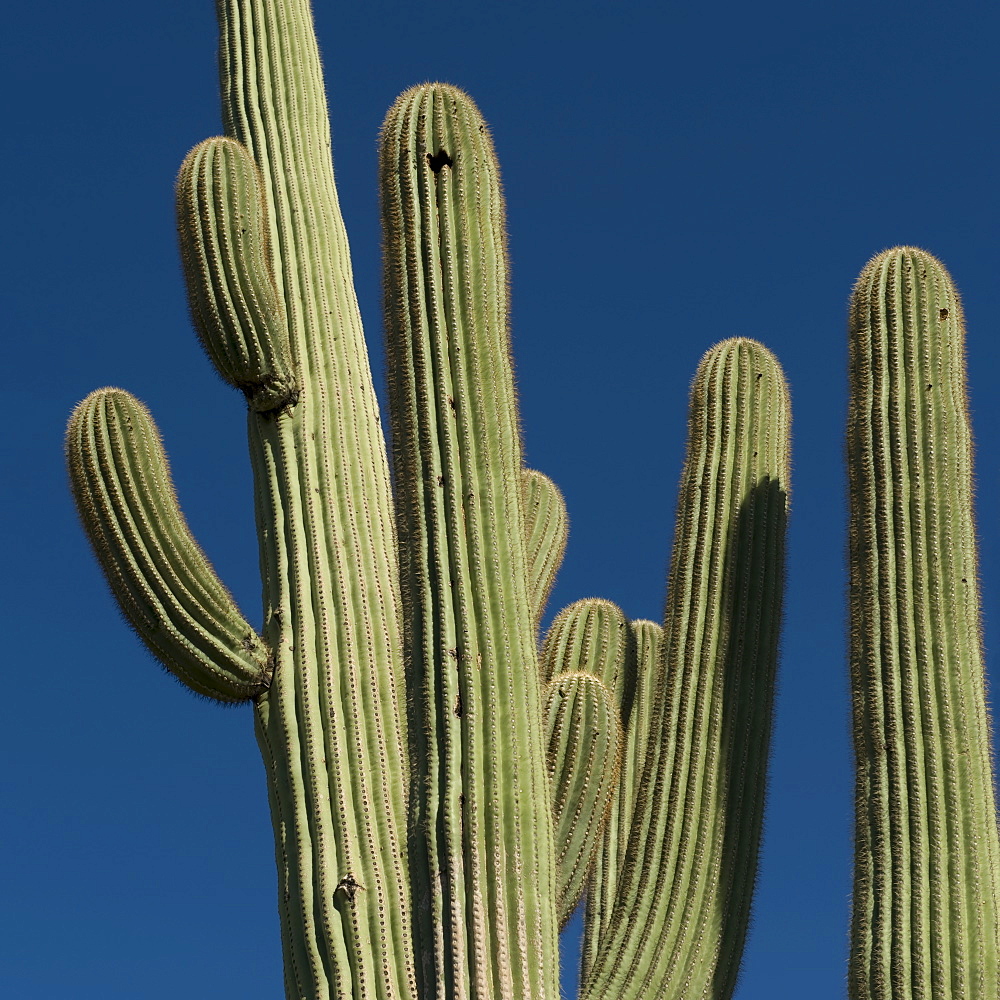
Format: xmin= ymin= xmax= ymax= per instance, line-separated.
xmin=67 ymin=1 xmax=794 ymax=997
xmin=847 ymin=247 xmax=1000 ymax=1000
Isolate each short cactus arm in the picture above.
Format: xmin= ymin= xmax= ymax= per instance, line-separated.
xmin=67 ymin=388 xmax=270 ymax=701
xmin=581 ymin=338 xmax=790 ymax=1000
xmin=522 ymin=469 xmax=569 ymax=627
xmin=847 ymin=247 xmax=1000 ymax=1000
xmin=380 ymin=84 xmax=559 ymax=1000
xmin=540 ymin=600 xmax=631 ymax=926
xmin=543 ymin=671 xmax=622 ymax=928
xmin=582 ymin=619 xmax=663 ymax=979
xmin=176 ymin=136 xmax=296 ymax=412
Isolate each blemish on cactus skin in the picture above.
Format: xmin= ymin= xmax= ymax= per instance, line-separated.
xmin=427 ymin=149 xmax=453 ymax=173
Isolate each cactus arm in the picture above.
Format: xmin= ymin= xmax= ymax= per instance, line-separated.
xmin=847 ymin=248 xmax=1000 ymax=1000
xmin=581 ymin=619 xmax=663 ymax=981
xmin=581 ymin=338 xmax=790 ymax=1000
xmin=543 ymin=672 xmax=622 ymax=928
xmin=211 ymin=2 xmax=414 ymax=997
xmin=380 ymin=84 xmax=559 ymax=1000
xmin=539 ymin=599 xmax=631 ymax=691
xmin=521 ymin=469 xmax=569 ymax=627
xmin=176 ymin=136 xmax=296 ymax=412
xmin=67 ymin=388 xmax=270 ymax=701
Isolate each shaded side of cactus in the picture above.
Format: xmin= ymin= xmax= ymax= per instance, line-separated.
xmin=578 ymin=338 xmax=790 ymax=1000
xmin=847 ymin=247 xmax=1000 ymax=1000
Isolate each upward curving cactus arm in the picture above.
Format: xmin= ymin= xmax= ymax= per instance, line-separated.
xmin=847 ymin=247 xmax=1000 ymax=1000
xmin=67 ymin=388 xmax=271 ymax=702
xmin=522 ymin=469 xmax=569 ymax=627
xmin=176 ymin=136 xmax=296 ymax=412
xmin=581 ymin=337 xmax=790 ymax=1000
xmin=583 ymin=618 xmax=663 ymax=980
xmin=381 ymin=83 xmax=559 ymax=1000
xmin=543 ymin=671 xmax=622 ymax=928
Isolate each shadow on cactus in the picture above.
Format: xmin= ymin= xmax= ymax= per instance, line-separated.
xmin=65 ymin=2 xmax=998 ymax=999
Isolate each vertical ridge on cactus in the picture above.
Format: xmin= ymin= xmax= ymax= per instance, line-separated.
xmin=847 ymin=247 xmax=1000 ymax=1000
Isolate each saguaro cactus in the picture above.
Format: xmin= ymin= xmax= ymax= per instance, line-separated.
xmin=847 ymin=247 xmax=1000 ymax=1000
xmin=67 ymin=1 xmax=792 ymax=998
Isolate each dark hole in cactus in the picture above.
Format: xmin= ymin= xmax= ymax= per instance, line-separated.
xmin=427 ymin=149 xmax=453 ymax=173
xmin=454 ymin=692 xmax=463 ymax=717
xmin=335 ymin=874 xmax=364 ymax=901
xmin=939 ymin=308 xmax=949 ymax=320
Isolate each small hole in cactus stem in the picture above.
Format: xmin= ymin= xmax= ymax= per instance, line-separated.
xmin=939 ymin=308 xmax=949 ymax=320
xmin=427 ymin=149 xmax=453 ymax=172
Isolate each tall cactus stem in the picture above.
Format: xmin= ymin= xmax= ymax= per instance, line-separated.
xmin=381 ymin=83 xmax=559 ymax=1000
xmin=581 ymin=337 xmax=789 ymax=1000
xmin=847 ymin=246 xmax=1000 ymax=1000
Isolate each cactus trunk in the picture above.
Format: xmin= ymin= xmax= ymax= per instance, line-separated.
xmin=847 ymin=247 xmax=1000 ymax=1000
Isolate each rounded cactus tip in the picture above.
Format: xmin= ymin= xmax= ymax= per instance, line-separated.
xmin=697 ymin=337 xmax=785 ymax=378
xmin=856 ymin=245 xmax=952 ymax=282
xmin=382 ymin=81 xmax=491 ymax=149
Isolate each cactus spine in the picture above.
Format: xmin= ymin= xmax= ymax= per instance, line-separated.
xmin=847 ymin=247 xmax=1000 ymax=1000
xmin=67 ymin=2 xmax=797 ymax=997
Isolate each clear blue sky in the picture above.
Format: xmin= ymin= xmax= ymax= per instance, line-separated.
xmin=5 ymin=1 xmax=1000 ymax=997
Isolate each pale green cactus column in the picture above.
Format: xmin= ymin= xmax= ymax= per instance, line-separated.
xmin=847 ymin=247 xmax=1000 ymax=1000
xmin=70 ymin=0 xmax=415 ymax=997
xmin=380 ymin=83 xmax=561 ymax=1000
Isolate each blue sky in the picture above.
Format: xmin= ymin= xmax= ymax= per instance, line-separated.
xmin=5 ymin=1 xmax=1000 ymax=997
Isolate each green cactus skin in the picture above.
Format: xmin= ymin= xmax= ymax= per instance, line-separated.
xmin=539 ymin=599 xmax=631 ymax=926
xmin=67 ymin=1 xmax=798 ymax=996
xmin=522 ymin=469 xmax=569 ymax=628
xmin=543 ymin=672 xmax=622 ymax=928
xmin=847 ymin=247 xmax=1000 ymax=1000
xmin=67 ymin=388 xmax=271 ymax=701
xmin=582 ymin=618 xmax=663 ymax=979
xmin=176 ymin=136 xmax=296 ymax=412
xmin=580 ymin=338 xmax=790 ymax=1000
xmin=540 ymin=599 xmax=630 ymax=690
xmin=380 ymin=83 xmax=560 ymax=1000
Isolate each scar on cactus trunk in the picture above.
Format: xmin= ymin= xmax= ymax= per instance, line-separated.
xmin=67 ymin=1 xmax=798 ymax=998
